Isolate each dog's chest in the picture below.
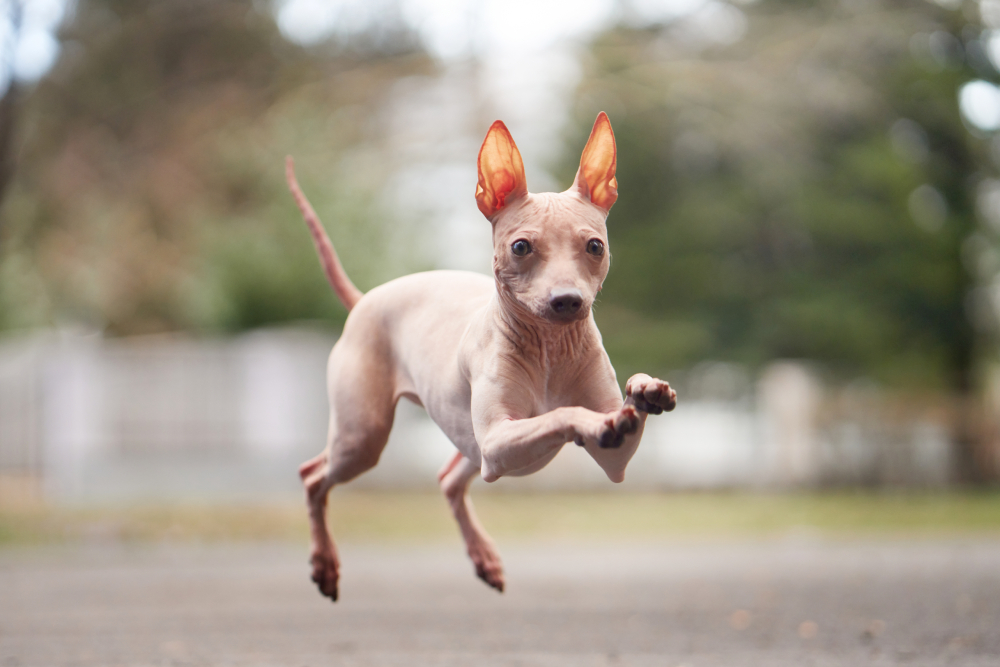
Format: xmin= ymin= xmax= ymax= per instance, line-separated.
xmin=532 ymin=363 xmax=590 ymax=414
xmin=522 ymin=332 xmax=598 ymax=414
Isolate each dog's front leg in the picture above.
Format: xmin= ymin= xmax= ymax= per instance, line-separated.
xmin=471 ymin=383 xmax=641 ymax=482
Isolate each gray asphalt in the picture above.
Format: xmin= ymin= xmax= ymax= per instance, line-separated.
xmin=1 ymin=537 xmax=999 ymax=666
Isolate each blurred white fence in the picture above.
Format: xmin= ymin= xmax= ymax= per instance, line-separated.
xmin=0 ymin=328 xmax=956 ymax=504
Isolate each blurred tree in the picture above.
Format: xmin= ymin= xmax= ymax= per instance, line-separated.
xmin=0 ymin=0 xmax=430 ymax=334
xmin=0 ymin=0 xmax=27 ymax=215
xmin=565 ymin=0 xmax=986 ymax=395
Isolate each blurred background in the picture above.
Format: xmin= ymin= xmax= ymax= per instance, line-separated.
xmin=4 ymin=2 xmax=1000 ymax=665
xmin=2 ymin=0 xmax=1000 ymax=504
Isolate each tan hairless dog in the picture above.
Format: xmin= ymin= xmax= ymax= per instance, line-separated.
xmin=287 ymin=112 xmax=676 ymax=602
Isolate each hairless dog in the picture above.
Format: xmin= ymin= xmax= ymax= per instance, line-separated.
xmin=287 ymin=112 xmax=676 ymax=601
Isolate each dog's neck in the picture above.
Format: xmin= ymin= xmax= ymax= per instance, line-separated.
xmin=491 ymin=283 xmax=593 ymax=369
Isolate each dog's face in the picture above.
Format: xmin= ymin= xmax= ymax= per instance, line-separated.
xmin=476 ymin=113 xmax=618 ymax=324
xmin=490 ymin=193 xmax=609 ymax=323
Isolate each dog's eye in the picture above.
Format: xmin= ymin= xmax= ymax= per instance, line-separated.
xmin=587 ymin=239 xmax=605 ymax=256
xmin=511 ymin=240 xmax=532 ymax=257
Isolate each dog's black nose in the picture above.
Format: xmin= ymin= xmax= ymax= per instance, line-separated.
xmin=549 ymin=289 xmax=583 ymax=318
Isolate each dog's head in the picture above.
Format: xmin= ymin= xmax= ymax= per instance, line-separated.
xmin=476 ymin=112 xmax=618 ymax=325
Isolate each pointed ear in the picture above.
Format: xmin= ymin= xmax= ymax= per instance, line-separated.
xmin=571 ymin=111 xmax=618 ymax=212
xmin=476 ymin=120 xmax=528 ymax=220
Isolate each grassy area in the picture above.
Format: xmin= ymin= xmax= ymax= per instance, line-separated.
xmin=1 ymin=491 xmax=1000 ymax=546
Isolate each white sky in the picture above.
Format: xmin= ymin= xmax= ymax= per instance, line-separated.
xmin=274 ymin=0 xmax=708 ymax=57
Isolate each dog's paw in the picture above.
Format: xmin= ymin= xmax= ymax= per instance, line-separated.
xmin=596 ymin=405 xmax=640 ymax=449
xmin=626 ymin=375 xmax=677 ymax=415
xmin=469 ymin=540 xmax=505 ymax=593
xmin=310 ymin=550 xmax=340 ymax=602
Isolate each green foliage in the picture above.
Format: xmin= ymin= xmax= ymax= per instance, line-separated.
xmin=567 ymin=0 xmax=983 ymax=389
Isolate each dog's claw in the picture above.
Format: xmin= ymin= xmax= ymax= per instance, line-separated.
xmin=470 ymin=543 xmax=505 ymax=593
xmin=476 ymin=565 xmax=505 ymax=593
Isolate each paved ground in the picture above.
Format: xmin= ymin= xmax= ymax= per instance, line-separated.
xmin=1 ymin=537 xmax=999 ymax=666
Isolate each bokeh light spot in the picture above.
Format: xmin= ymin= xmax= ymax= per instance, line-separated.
xmin=959 ymin=80 xmax=1000 ymax=131
xmin=13 ymin=26 xmax=59 ymax=82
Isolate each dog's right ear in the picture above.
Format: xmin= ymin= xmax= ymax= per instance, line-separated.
xmin=476 ymin=120 xmax=528 ymax=220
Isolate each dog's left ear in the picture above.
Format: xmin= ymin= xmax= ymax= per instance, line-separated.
xmin=571 ymin=111 xmax=618 ymax=213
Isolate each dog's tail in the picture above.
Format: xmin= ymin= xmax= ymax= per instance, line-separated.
xmin=285 ymin=156 xmax=363 ymax=311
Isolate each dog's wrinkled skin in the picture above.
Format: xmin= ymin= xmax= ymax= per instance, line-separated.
xmin=288 ymin=113 xmax=676 ymax=602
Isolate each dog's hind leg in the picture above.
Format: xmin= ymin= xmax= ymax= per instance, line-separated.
xmin=438 ymin=451 xmax=504 ymax=592
xmin=300 ymin=344 xmax=396 ymax=602
xmin=299 ymin=453 xmax=340 ymax=600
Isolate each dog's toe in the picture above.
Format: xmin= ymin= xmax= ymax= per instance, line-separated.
xmin=315 ymin=573 xmax=338 ymax=601
xmin=618 ymin=406 xmax=640 ymax=431
xmin=476 ymin=564 xmax=505 ymax=593
xmin=470 ymin=542 xmax=505 ymax=593
xmin=630 ymin=378 xmax=676 ymax=414
xmin=597 ymin=407 xmax=639 ymax=449
xmin=598 ymin=422 xmax=622 ymax=449
xmin=310 ymin=553 xmax=340 ymax=602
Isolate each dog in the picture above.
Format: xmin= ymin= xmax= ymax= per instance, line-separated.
xmin=286 ymin=112 xmax=676 ymax=601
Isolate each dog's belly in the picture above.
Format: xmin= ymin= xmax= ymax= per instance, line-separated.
xmin=426 ymin=402 xmax=482 ymax=464
xmin=397 ymin=390 xmax=481 ymax=464
xmin=399 ymin=348 xmax=483 ymax=465
xmin=366 ymin=270 xmax=494 ymax=465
